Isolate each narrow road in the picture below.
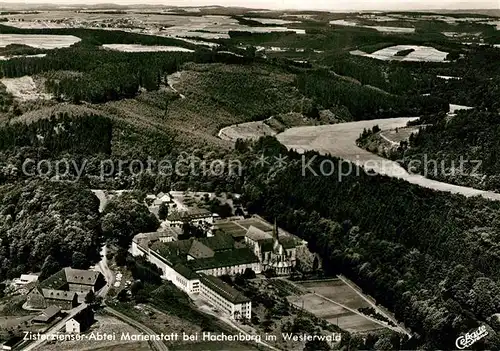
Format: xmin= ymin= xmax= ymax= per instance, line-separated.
xmin=96 ymin=245 xmax=114 ymax=298
xmin=21 ymin=303 xmax=89 ymax=351
xmin=104 ymin=306 xmax=169 ymax=351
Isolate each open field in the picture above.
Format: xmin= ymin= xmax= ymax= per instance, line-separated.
xmin=287 ymin=279 xmax=389 ymax=333
xmin=0 ymin=34 xmax=81 ymax=49
xmin=351 ymin=45 xmax=449 ymax=62
xmin=0 ymin=54 xmax=47 ymax=60
xmin=102 ymin=44 xmax=194 ymax=52
xmin=2 ymin=12 xmax=305 ymax=40
xmin=277 ymin=118 xmax=500 ymax=200
xmin=330 ymin=20 xmax=416 ymax=33
xmin=1 ymin=76 xmax=52 ymax=101
xmin=218 ymin=120 xmax=276 ymax=142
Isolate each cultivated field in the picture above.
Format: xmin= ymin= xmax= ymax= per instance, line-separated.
xmin=277 ymin=117 xmax=500 ymax=200
xmin=330 ymin=20 xmax=415 ymax=33
xmin=102 ymin=44 xmax=194 ymax=52
xmin=0 ymin=34 xmax=81 ymax=49
xmin=351 ymin=45 xmax=449 ymax=62
xmin=2 ymin=12 xmax=305 ymax=40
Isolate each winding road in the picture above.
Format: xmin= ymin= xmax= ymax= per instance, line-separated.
xmin=104 ymin=307 xmax=169 ymax=351
xmin=276 ymin=117 xmax=500 ymax=201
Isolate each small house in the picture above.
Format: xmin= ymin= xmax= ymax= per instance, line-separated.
xmin=66 ymin=307 xmax=94 ymax=334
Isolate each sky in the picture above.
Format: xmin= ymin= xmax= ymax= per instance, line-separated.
xmin=0 ymin=0 xmax=498 ymax=11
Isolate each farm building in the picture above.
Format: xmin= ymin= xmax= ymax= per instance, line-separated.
xmin=26 ymin=268 xmax=105 ymax=310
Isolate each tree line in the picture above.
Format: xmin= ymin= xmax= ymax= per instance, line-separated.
xmin=240 ymin=137 xmax=500 ymax=350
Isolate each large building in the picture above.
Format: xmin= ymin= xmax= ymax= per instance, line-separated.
xmin=199 ymin=273 xmax=251 ymax=320
xmin=132 ymin=230 xmax=262 ymax=280
xmin=131 ymin=216 xmax=307 ymax=320
xmin=26 ymin=268 xmax=105 ymax=310
xmin=165 ymin=208 xmax=215 ymax=236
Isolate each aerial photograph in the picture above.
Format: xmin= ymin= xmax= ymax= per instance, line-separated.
xmin=0 ymin=0 xmax=498 ymax=350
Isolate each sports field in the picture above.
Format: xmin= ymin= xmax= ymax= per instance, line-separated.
xmin=287 ymin=279 xmax=393 ymax=334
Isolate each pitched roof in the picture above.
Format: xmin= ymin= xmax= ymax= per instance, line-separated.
xmin=152 ymin=238 xmax=194 ymax=258
xmin=134 ymin=227 xmax=183 ymax=248
xmin=42 ymin=306 xmax=62 ymax=318
xmin=188 ymin=240 xmax=215 ymax=259
xmin=245 ymin=226 xmax=272 ymax=242
xmin=167 ymin=208 xmax=212 ymax=222
xmin=173 ymin=263 xmax=199 ymax=280
xmin=188 ymin=248 xmax=259 ymax=271
xmin=32 ymin=306 xmax=61 ymax=322
xmin=63 ymin=268 xmax=102 ymax=286
xmin=39 ymin=269 xmax=67 ymax=290
xmin=42 ymin=289 xmax=77 ymax=301
xmin=199 ymin=231 xmax=235 ymax=252
xmin=199 ymin=273 xmax=250 ymax=304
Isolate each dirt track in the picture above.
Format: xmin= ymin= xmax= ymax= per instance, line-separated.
xmin=276 ymin=118 xmax=500 ymax=201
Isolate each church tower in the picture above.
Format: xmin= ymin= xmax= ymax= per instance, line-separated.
xmin=272 ymin=219 xmax=283 ymax=255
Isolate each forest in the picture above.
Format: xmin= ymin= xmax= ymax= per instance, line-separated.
xmin=0 ymin=113 xmax=112 ymax=155
xmin=0 ymin=180 xmax=102 ymax=280
xmin=388 ymin=110 xmax=500 ymax=191
xmin=295 ymin=69 xmax=448 ymax=120
xmin=240 ymin=137 xmax=500 ymax=350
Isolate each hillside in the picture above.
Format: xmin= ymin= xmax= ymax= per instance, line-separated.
xmin=387 ymin=110 xmax=500 ymax=192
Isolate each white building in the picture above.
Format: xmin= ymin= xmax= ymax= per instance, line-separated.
xmin=66 ymin=307 xmax=93 ymax=334
xmin=12 ymin=273 xmax=39 ymax=286
xmin=199 ymin=273 xmax=251 ymax=320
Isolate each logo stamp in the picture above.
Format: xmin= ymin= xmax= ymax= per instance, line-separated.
xmin=455 ymin=325 xmax=488 ymax=349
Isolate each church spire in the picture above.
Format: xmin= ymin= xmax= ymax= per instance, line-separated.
xmin=272 ymin=218 xmax=280 ymax=252
xmin=272 ymin=218 xmax=279 ymax=240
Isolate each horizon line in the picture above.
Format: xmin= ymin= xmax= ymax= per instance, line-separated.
xmin=0 ymin=3 xmax=498 ymax=12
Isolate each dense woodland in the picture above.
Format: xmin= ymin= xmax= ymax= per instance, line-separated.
xmin=388 ymin=110 xmax=500 ymax=191
xmin=0 ymin=13 xmax=499 ymax=350
xmin=295 ymin=69 xmax=448 ymax=120
xmin=101 ymin=192 xmax=159 ymax=249
xmin=0 ymin=113 xmax=112 ymax=155
xmin=0 ymin=181 xmax=102 ymax=279
xmin=240 ymin=138 xmax=500 ymax=350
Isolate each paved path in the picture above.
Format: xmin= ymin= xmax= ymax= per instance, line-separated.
xmin=277 ymin=117 xmax=500 ymax=201
xmin=96 ymin=245 xmax=114 ymax=298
